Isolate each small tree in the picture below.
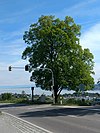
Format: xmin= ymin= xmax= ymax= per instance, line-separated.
xmin=1 ymin=93 xmax=12 ymax=100
xmin=22 ymin=15 xmax=94 ymax=103
xmin=21 ymin=90 xmax=27 ymax=98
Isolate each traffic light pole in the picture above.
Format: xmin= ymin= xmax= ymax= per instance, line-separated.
xmin=8 ymin=66 xmax=24 ymax=71
xmin=31 ymin=87 xmax=34 ymax=102
xmin=8 ymin=65 xmax=55 ymax=104
xmin=30 ymin=67 xmax=55 ymax=104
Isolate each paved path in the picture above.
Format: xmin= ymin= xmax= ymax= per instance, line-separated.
xmin=0 ymin=112 xmax=52 ymax=133
xmin=0 ymin=113 xmax=21 ymax=133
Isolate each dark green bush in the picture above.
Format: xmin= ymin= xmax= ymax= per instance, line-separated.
xmin=1 ymin=93 xmax=12 ymax=100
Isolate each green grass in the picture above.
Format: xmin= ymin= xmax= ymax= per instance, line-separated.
xmin=0 ymin=96 xmax=91 ymax=106
xmin=0 ymin=98 xmax=28 ymax=104
xmin=0 ymin=97 xmax=52 ymax=105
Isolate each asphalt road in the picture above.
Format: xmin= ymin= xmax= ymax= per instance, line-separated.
xmin=0 ymin=103 xmax=100 ymax=133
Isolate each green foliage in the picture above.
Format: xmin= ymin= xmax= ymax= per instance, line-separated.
xmin=1 ymin=93 xmax=12 ymax=100
xmin=0 ymin=93 xmax=28 ymax=103
xmin=61 ymin=98 xmax=91 ymax=106
xmin=22 ymin=15 xmax=94 ymax=103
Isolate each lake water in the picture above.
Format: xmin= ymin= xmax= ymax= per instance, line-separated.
xmin=0 ymin=85 xmax=100 ymax=95
xmin=0 ymin=85 xmax=52 ymax=95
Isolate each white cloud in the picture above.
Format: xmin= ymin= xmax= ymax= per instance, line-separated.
xmin=0 ymin=54 xmax=30 ymax=86
xmin=0 ymin=29 xmax=26 ymax=57
xmin=93 ymin=62 xmax=100 ymax=82
xmin=0 ymin=8 xmax=33 ymax=24
xmin=11 ymin=59 xmax=28 ymax=66
xmin=80 ymin=23 xmax=100 ymax=54
xmin=0 ymin=28 xmax=24 ymax=42
xmin=80 ymin=23 xmax=100 ymax=83
xmin=56 ymin=0 xmax=98 ymax=18
xmin=70 ymin=0 xmax=99 ymax=17
xmin=0 ymin=70 xmax=31 ymax=86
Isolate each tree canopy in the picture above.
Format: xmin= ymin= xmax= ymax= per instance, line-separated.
xmin=22 ymin=15 xmax=94 ymax=103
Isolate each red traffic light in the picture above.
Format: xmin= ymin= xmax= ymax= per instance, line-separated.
xmin=8 ymin=66 xmax=12 ymax=71
xmin=25 ymin=65 xmax=29 ymax=71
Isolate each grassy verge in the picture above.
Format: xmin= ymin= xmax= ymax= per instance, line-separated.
xmin=0 ymin=97 xmax=52 ymax=105
xmin=0 ymin=97 xmax=91 ymax=106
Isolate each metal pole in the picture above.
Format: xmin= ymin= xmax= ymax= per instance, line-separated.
xmin=8 ymin=65 xmax=55 ymax=104
xmin=31 ymin=87 xmax=34 ymax=102
xmin=51 ymin=70 xmax=55 ymax=104
xmin=32 ymin=67 xmax=55 ymax=104
xmin=8 ymin=66 xmax=24 ymax=71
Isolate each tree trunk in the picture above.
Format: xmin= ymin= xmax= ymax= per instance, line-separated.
xmin=54 ymin=86 xmax=58 ymax=104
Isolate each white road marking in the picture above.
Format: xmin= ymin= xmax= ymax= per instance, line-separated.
xmin=68 ymin=115 xmax=78 ymax=118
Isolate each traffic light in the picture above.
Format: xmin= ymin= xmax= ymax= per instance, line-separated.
xmin=25 ymin=65 xmax=29 ymax=71
xmin=8 ymin=66 xmax=12 ymax=71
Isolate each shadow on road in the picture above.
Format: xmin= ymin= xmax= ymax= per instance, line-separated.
xmin=0 ymin=103 xmax=28 ymax=108
xmin=19 ymin=106 xmax=100 ymax=118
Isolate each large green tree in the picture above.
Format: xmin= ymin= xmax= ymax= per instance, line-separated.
xmin=22 ymin=15 xmax=94 ymax=103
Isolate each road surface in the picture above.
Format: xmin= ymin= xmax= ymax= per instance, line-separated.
xmin=0 ymin=103 xmax=100 ymax=133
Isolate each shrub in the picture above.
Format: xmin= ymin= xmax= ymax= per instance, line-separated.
xmin=1 ymin=93 xmax=12 ymax=100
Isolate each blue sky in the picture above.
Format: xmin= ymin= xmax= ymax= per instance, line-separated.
xmin=0 ymin=0 xmax=100 ymax=93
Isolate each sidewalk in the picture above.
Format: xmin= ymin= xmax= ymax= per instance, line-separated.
xmin=0 ymin=113 xmax=21 ymax=133
xmin=0 ymin=112 xmax=52 ymax=133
